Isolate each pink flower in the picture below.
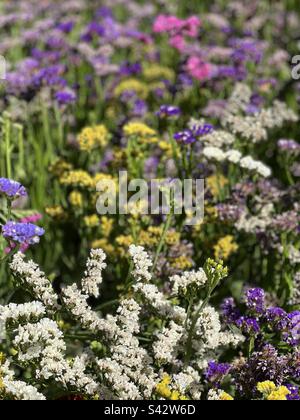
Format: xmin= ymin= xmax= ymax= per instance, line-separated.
xmin=20 ymin=213 xmax=43 ymax=224
xmin=184 ymin=16 xmax=201 ymax=37
xmin=187 ymin=56 xmax=213 ymax=81
xmin=153 ymin=15 xmax=183 ymax=33
xmin=170 ymin=35 xmax=186 ymax=51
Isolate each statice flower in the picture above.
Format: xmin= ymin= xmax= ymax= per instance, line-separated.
xmin=55 ymin=89 xmax=77 ymax=105
xmin=244 ymin=288 xmax=265 ymax=314
xmin=2 ymin=222 xmax=45 ymax=245
xmin=278 ymin=139 xmax=300 ymax=153
xmin=205 ymin=361 xmax=231 ymax=387
xmin=156 ymin=105 xmax=181 ymax=118
xmin=174 ymin=123 xmax=213 ymax=145
xmin=0 ymin=178 xmax=27 ymax=199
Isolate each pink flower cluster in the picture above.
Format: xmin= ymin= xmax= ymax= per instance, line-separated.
xmin=153 ymin=15 xmax=201 ymax=52
xmin=187 ymin=56 xmax=214 ymax=81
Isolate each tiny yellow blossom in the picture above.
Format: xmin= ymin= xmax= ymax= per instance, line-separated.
xmin=143 ymin=65 xmax=175 ymax=82
xmin=84 ymin=214 xmax=100 ymax=228
xmin=257 ymin=381 xmax=277 ymax=395
xmin=214 ymin=235 xmax=238 ymax=261
xmin=69 ymin=191 xmax=83 ymax=208
xmin=114 ymin=79 xmax=148 ymax=99
xmin=267 ymin=387 xmax=290 ymax=401
xmin=46 ymin=206 xmax=67 ymax=221
xmin=123 ymin=122 xmax=156 ymax=139
xmin=91 ymin=239 xmax=114 ymax=255
xmin=78 ymin=125 xmax=109 ymax=151
xmin=220 ymin=392 xmax=234 ymax=401
xmin=60 ymin=170 xmax=94 ymax=189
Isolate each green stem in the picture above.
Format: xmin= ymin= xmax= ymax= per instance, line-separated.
xmin=151 ymin=210 xmax=173 ymax=275
xmin=4 ymin=114 xmax=12 ymax=179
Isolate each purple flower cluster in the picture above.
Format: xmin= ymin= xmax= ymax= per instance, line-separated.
xmin=174 ymin=123 xmax=214 ymax=144
xmin=156 ymin=105 xmax=181 ymax=118
xmin=278 ymin=139 xmax=300 ymax=153
xmin=222 ymin=288 xmax=300 ymax=346
xmin=0 ymin=178 xmax=27 ymax=199
xmin=2 ymin=221 xmax=45 ymax=245
xmin=205 ymin=361 xmax=231 ymax=387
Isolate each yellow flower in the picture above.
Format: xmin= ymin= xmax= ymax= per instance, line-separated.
xmin=49 ymin=159 xmax=73 ymax=177
xmin=100 ymin=217 xmax=114 ymax=237
xmin=91 ymin=239 xmax=114 ymax=255
xmin=114 ymin=79 xmax=148 ymax=98
xmin=123 ymin=122 xmax=156 ymax=139
xmin=78 ymin=125 xmax=109 ymax=151
xmin=143 ymin=65 xmax=175 ymax=82
xmin=257 ymin=381 xmax=277 ymax=395
xmin=46 ymin=206 xmax=67 ymax=221
xmin=267 ymin=387 xmax=290 ymax=401
xmin=170 ymin=256 xmax=194 ymax=271
xmin=60 ymin=170 xmax=94 ymax=189
xmin=207 ymin=175 xmax=228 ymax=198
xmin=69 ymin=191 xmax=83 ymax=208
xmin=84 ymin=214 xmax=99 ymax=228
xmin=214 ymin=235 xmax=238 ymax=261
xmin=220 ymin=392 xmax=234 ymax=401
xmin=156 ymin=375 xmax=172 ymax=399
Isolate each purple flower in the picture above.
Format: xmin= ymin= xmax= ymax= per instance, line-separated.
xmin=285 ymin=311 xmax=300 ymax=346
xmin=55 ymin=90 xmax=77 ymax=105
xmin=265 ymin=307 xmax=289 ymax=331
xmin=2 ymin=222 xmax=45 ymax=245
xmin=0 ymin=178 xmax=27 ymax=199
xmin=236 ymin=317 xmax=260 ymax=335
xmin=120 ymin=62 xmax=142 ymax=76
xmin=286 ymin=384 xmax=300 ymax=400
xmin=156 ymin=105 xmax=181 ymax=118
xmin=221 ymin=298 xmax=241 ymax=323
xmin=57 ymin=21 xmax=74 ymax=33
xmin=174 ymin=123 xmax=213 ymax=145
xmin=205 ymin=361 xmax=231 ymax=386
xmin=244 ymin=288 xmax=265 ymax=314
xmin=278 ymin=139 xmax=300 ymax=153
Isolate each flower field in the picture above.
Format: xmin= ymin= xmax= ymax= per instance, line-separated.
xmin=1 ymin=0 xmax=300 ymax=401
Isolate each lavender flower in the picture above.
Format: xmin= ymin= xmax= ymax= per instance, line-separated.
xmin=0 ymin=178 xmax=27 ymax=199
xmin=236 ymin=317 xmax=260 ymax=335
xmin=2 ymin=222 xmax=45 ymax=245
xmin=221 ymin=298 xmax=241 ymax=323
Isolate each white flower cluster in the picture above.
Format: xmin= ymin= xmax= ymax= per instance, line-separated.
xmin=10 ymin=253 xmax=58 ymax=310
xmin=0 ymin=301 xmax=46 ymax=327
xmin=81 ymin=249 xmax=107 ymax=298
xmin=153 ymin=321 xmax=184 ymax=364
xmin=3 ymin=246 xmax=242 ymax=400
xmin=171 ymin=269 xmax=207 ymax=296
xmin=203 ymin=146 xmax=272 ymax=178
xmin=193 ymin=306 xmax=244 ymax=369
xmin=0 ymin=360 xmax=46 ymax=400
xmin=223 ymin=84 xmax=298 ymax=144
xmin=203 ymin=130 xmax=236 ymax=149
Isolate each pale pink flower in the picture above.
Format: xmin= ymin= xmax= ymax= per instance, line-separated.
xmin=187 ymin=56 xmax=213 ymax=81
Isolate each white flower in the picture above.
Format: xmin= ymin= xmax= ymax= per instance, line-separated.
xmin=81 ymin=249 xmax=107 ymax=298
xmin=171 ymin=269 xmax=207 ymax=296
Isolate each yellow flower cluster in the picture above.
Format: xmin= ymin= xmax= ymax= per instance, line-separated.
xmin=143 ymin=65 xmax=175 ymax=82
xmin=78 ymin=125 xmax=109 ymax=151
xmin=123 ymin=122 xmax=157 ymax=140
xmin=49 ymin=159 xmax=73 ymax=177
xmin=91 ymin=238 xmax=114 ymax=255
xmin=214 ymin=235 xmax=238 ymax=261
xmin=84 ymin=214 xmax=99 ymax=228
xmin=69 ymin=191 xmax=83 ymax=208
xmin=60 ymin=170 xmax=94 ymax=189
xmin=170 ymin=256 xmax=194 ymax=271
xmin=114 ymin=79 xmax=148 ymax=99
xmin=257 ymin=381 xmax=290 ymax=401
xmin=156 ymin=375 xmax=188 ymax=400
xmin=219 ymin=392 xmax=234 ymax=401
xmin=46 ymin=206 xmax=67 ymax=221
